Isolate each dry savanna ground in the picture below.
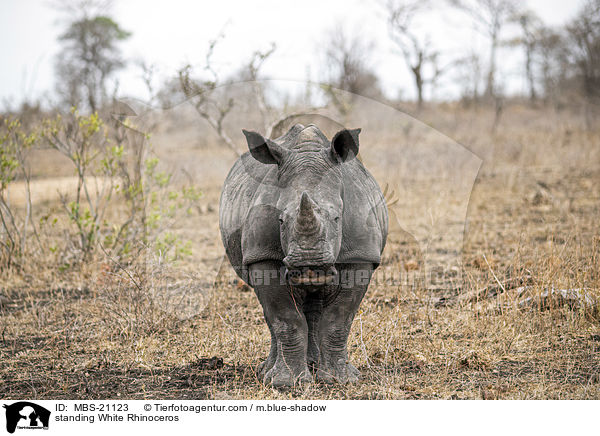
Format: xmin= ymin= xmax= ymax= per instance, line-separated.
xmin=1 ymin=100 xmax=599 ymax=400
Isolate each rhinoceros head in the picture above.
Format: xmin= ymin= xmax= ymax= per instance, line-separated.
xmin=242 ymin=124 xmax=360 ymax=285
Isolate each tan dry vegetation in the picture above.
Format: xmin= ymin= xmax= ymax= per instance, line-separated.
xmin=1 ymin=102 xmax=599 ymax=399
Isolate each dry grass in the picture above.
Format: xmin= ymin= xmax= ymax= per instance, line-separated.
xmin=1 ymin=102 xmax=599 ymax=400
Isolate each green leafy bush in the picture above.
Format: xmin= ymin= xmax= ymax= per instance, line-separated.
xmin=0 ymin=109 xmax=201 ymax=273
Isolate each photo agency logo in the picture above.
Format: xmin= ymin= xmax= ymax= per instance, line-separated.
xmin=2 ymin=402 xmax=50 ymax=433
xmin=115 ymin=79 xmax=481 ymax=319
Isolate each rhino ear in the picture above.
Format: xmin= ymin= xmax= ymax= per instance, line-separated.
xmin=331 ymin=128 xmax=360 ymax=162
xmin=242 ymin=129 xmax=286 ymax=165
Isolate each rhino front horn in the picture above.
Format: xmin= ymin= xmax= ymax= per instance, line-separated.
xmin=296 ymin=192 xmax=319 ymax=234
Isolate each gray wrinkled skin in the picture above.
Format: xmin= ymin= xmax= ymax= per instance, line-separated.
xmin=219 ymin=124 xmax=388 ymax=387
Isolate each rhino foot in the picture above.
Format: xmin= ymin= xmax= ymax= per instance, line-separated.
xmin=264 ymin=362 xmax=312 ymax=388
xmin=317 ymin=361 xmax=360 ymax=384
xmin=257 ymin=355 xmax=276 ymax=380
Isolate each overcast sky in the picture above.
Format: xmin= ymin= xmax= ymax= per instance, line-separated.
xmin=0 ymin=0 xmax=585 ymax=108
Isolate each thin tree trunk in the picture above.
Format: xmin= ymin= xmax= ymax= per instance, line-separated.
xmin=415 ymin=70 xmax=424 ymax=110
xmin=486 ymin=35 xmax=498 ymax=99
xmin=525 ymin=45 xmax=536 ymax=102
xmin=411 ymin=53 xmax=424 ymax=110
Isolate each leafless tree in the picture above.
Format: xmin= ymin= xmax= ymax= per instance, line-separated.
xmin=450 ymin=0 xmax=520 ymax=100
xmin=534 ymin=27 xmax=568 ymax=106
xmin=178 ymin=33 xmax=237 ymax=155
xmin=227 ymin=43 xmax=277 ymax=134
xmin=322 ymin=24 xmax=383 ymax=109
xmin=510 ymin=10 xmax=543 ymax=102
xmin=178 ymin=33 xmax=277 ymax=154
xmin=454 ymin=51 xmax=483 ymax=104
xmin=566 ymin=0 xmax=600 ymax=105
xmin=387 ymin=0 xmax=449 ymax=109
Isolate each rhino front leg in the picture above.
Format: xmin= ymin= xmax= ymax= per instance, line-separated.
xmin=256 ymin=319 xmax=277 ymax=380
xmin=317 ymin=263 xmax=373 ymax=384
xmin=250 ymin=261 xmax=312 ymax=387
xmin=303 ymin=290 xmax=325 ymax=372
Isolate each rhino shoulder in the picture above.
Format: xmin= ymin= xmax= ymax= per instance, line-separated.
xmin=220 ymin=153 xmax=277 ymax=274
xmin=338 ymin=160 xmax=388 ymax=265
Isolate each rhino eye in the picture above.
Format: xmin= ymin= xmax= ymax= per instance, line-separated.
xmin=334 ymin=216 xmax=340 ymax=223
xmin=278 ymin=217 xmax=284 ymax=225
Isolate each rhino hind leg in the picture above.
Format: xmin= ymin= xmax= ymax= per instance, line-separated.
xmin=250 ymin=261 xmax=312 ymax=388
xmin=316 ymin=262 xmax=373 ymax=384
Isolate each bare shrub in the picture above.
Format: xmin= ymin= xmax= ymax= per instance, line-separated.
xmin=0 ymin=119 xmax=39 ymax=270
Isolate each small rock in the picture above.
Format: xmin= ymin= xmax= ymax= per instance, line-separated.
xmin=403 ymin=260 xmax=419 ymax=272
xmin=195 ymin=356 xmax=224 ymax=370
xmin=530 ymin=189 xmax=551 ymax=206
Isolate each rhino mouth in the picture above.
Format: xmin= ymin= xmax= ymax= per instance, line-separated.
xmin=284 ymin=265 xmax=338 ymax=286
